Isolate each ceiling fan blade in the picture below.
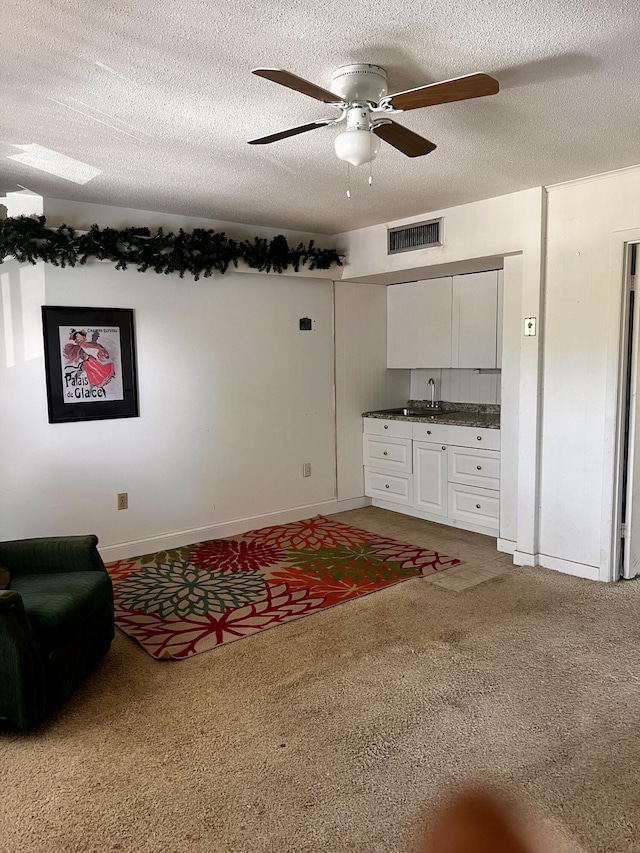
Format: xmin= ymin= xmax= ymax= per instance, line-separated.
xmin=373 ymin=120 xmax=437 ymax=157
xmin=248 ymin=119 xmax=334 ymax=145
xmin=252 ymin=68 xmax=339 ymax=104
xmin=386 ymin=73 xmax=499 ymax=111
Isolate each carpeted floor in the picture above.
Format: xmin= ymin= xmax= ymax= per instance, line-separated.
xmin=2 ymin=507 xmax=640 ymax=853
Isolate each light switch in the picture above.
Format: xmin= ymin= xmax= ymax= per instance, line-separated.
xmin=524 ymin=317 xmax=537 ymax=336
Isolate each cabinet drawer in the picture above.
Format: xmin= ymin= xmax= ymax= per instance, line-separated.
xmin=448 ymin=447 xmax=500 ymax=490
xmin=363 ymin=417 xmax=413 ymax=438
xmin=448 ymin=484 xmax=499 ymax=531
xmin=412 ymin=422 xmax=450 ymax=444
xmin=365 ymin=469 xmax=413 ymax=505
xmin=447 ymin=425 xmax=500 ymax=451
xmin=363 ymin=434 xmax=412 ymax=473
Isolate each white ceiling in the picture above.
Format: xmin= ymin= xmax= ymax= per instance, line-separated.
xmin=2 ymin=0 xmax=640 ymax=235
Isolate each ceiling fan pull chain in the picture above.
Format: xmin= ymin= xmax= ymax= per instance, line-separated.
xmin=346 ymin=163 xmax=352 ymax=199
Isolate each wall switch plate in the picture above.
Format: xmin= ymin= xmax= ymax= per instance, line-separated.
xmin=117 ymin=492 xmax=128 ymax=510
xmin=303 ymin=462 xmax=311 ymax=477
xmin=524 ymin=317 xmax=537 ymax=336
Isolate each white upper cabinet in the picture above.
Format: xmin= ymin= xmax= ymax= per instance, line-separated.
xmin=452 ymin=270 xmax=499 ymax=368
xmin=387 ymin=277 xmax=453 ymax=368
xmin=387 ymin=270 xmax=501 ymax=369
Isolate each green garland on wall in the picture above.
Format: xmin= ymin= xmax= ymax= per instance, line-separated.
xmin=0 ymin=215 xmax=343 ymax=279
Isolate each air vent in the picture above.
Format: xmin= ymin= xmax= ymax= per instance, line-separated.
xmin=388 ymin=218 xmax=443 ymax=254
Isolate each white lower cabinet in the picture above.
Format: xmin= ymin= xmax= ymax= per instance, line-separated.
xmin=363 ymin=418 xmax=500 ymax=536
xmin=413 ymin=441 xmax=448 ymax=516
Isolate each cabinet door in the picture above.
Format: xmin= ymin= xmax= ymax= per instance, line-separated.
xmin=452 ymin=271 xmax=498 ymax=368
xmin=387 ymin=277 xmax=452 ymax=368
xmin=413 ymin=441 xmax=448 ymax=516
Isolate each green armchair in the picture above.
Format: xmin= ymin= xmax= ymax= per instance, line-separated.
xmin=0 ymin=535 xmax=114 ymax=731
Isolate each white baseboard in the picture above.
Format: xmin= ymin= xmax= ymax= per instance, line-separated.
xmin=323 ymin=496 xmax=372 ymax=515
xmin=513 ymin=550 xmax=601 ymax=581
xmin=513 ymin=550 xmax=536 ymax=567
xmin=99 ymin=496 xmax=371 ymax=562
xmin=536 ymin=553 xmax=601 ymax=581
xmin=497 ymin=538 xmax=516 ymax=555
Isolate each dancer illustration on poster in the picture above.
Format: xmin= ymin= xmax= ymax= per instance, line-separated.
xmin=60 ymin=326 xmax=124 ymax=402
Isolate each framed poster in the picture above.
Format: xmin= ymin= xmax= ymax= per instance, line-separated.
xmin=42 ymin=306 xmax=139 ymax=423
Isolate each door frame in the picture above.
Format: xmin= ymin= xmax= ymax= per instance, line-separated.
xmin=610 ymin=232 xmax=640 ymax=581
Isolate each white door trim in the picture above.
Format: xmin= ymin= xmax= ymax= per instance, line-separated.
xmin=607 ymin=230 xmax=640 ymax=583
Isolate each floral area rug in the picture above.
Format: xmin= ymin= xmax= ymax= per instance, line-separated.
xmin=105 ymin=516 xmax=460 ymax=660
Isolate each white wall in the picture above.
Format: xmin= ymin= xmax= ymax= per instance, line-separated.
xmin=335 ymin=189 xmax=540 ymax=284
xmin=43 ymin=197 xmax=331 ymax=256
xmin=410 ymin=369 xmax=501 ymax=404
xmin=3 ymin=190 xmax=43 ymax=217
xmin=336 ymin=188 xmax=545 ymax=563
xmin=0 ymin=200 xmax=358 ymax=560
xmin=541 ymin=165 xmax=640 ymax=580
xmin=0 ymin=257 xmax=341 ymax=557
xmin=334 ymin=281 xmax=410 ymax=501
xmin=336 ymin=169 xmax=640 ymax=580
xmin=9 ymin=169 xmax=637 ymax=580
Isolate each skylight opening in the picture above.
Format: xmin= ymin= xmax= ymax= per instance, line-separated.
xmin=7 ymin=145 xmax=102 ymax=185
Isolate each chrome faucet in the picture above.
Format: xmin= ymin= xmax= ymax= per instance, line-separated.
xmin=427 ymin=377 xmax=439 ymax=409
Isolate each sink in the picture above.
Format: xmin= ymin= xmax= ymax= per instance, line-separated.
xmin=371 ymin=407 xmax=443 ymax=417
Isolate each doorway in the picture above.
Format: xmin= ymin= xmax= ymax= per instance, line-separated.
xmin=615 ymin=243 xmax=638 ymax=578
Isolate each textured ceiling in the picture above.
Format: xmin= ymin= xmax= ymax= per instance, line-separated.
xmin=2 ymin=0 xmax=640 ymax=234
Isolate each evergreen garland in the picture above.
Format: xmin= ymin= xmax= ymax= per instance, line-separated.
xmin=0 ymin=216 xmax=343 ymax=279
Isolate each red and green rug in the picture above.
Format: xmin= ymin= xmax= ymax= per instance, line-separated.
xmin=106 ymin=516 xmax=460 ymax=660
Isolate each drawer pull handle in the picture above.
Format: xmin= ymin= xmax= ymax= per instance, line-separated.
xmin=384 ymin=425 xmax=389 ymax=430
xmin=427 ymin=430 xmax=431 ymax=434
xmin=385 ymin=484 xmax=390 ymax=489
xmin=476 ymin=436 xmax=482 ymax=441
xmin=477 ymin=465 xmax=482 ymax=471
xmin=442 ymin=446 xmax=446 ymax=451
xmin=383 ymin=451 xmax=388 ymax=456
xmin=476 ymin=503 xmax=481 ymax=509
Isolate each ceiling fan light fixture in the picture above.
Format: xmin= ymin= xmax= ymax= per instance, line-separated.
xmin=334 ymin=128 xmax=380 ymax=167
xmin=250 ymin=66 xmax=498 ymax=164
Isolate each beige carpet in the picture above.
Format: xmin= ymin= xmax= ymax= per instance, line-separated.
xmin=2 ymin=507 xmax=640 ymax=853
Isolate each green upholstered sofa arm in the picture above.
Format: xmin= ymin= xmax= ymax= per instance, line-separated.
xmin=0 ymin=589 xmax=24 ymax=612
xmin=0 ymin=589 xmax=47 ymax=730
xmin=0 ymin=535 xmax=107 ymax=576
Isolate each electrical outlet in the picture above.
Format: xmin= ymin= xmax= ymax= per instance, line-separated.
xmin=117 ymin=492 xmax=128 ymax=510
xmin=303 ymin=462 xmax=312 ymax=478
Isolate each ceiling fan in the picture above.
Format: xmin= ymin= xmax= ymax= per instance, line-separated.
xmin=248 ymin=63 xmax=499 ymax=167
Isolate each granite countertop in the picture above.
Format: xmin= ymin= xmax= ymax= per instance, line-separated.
xmin=362 ymin=401 xmax=501 ymax=429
